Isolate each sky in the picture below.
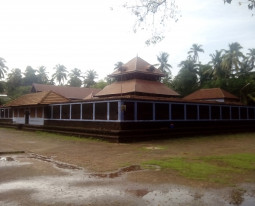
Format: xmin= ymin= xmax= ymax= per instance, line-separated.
xmin=0 ymin=0 xmax=255 ymax=81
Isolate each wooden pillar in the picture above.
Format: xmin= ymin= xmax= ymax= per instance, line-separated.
xmin=60 ymin=105 xmax=62 ymax=119
xmin=169 ymin=103 xmax=171 ymax=120
xmin=184 ymin=104 xmax=187 ymax=120
xmin=134 ymin=101 xmax=137 ymax=121
xmin=80 ymin=104 xmax=82 ymax=120
xmin=69 ymin=104 xmax=71 ymax=119
xmin=93 ymin=103 xmax=95 ymax=120
xmin=152 ymin=103 xmax=155 ymax=121
xmin=197 ymin=105 xmax=200 ymax=120
xmin=107 ymin=102 xmax=110 ymax=121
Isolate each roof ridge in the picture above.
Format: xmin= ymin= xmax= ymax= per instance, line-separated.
xmin=40 ymin=90 xmax=52 ymax=104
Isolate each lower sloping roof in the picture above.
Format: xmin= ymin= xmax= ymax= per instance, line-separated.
xmin=31 ymin=83 xmax=101 ymax=100
xmin=184 ymin=88 xmax=239 ymax=101
xmin=5 ymin=91 xmax=69 ymax=107
xmin=95 ymin=79 xmax=179 ymax=97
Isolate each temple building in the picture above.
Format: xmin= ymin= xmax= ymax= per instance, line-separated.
xmin=1 ymin=57 xmax=255 ymax=142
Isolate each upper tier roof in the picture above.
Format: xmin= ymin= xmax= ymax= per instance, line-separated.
xmin=109 ymin=56 xmax=164 ymax=78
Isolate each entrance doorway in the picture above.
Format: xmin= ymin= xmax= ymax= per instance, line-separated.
xmin=25 ymin=110 xmax=30 ymax=124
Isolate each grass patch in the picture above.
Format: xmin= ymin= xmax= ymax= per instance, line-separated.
xmin=202 ymin=153 xmax=255 ymax=170
xmin=142 ymin=153 xmax=255 ymax=184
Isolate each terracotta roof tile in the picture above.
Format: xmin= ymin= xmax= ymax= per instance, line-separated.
xmin=95 ymin=79 xmax=179 ymax=97
xmin=184 ymin=88 xmax=239 ymax=101
xmin=109 ymin=57 xmax=164 ymax=77
xmin=31 ymin=84 xmax=101 ymax=100
xmin=5 ymin=91 xmax=69 ymax=107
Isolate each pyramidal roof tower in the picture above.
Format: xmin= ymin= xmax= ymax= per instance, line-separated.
xmin=95 ymin=57 xmax=180 ymax=98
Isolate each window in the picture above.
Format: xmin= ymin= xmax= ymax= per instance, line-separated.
xmin=61 ymin=105 xmax=70 ymax=119
xmin=71 ymin=104 xmax=81 ymax=119
xmin=199 ymin=105 xmax=210 ymax=119
xmin=95 ymin=103 xmax=107 ymax=120
xmin=30 ymin=108 xmax=35 ymax=118
xmin=44 ymin=106 xmax=51 ymax=118
xmin=124 ymin=102 xmax=134 ymax=120
xmin=53 ymin=105 xmax=60 ymax=119
xmin=211 ymin=106 xmax=221 ymax=120
xmin=82 ymin=104 xmax=93 ymax=120
xmin=37 ymin=107 xmax=43 ymax=118
xmin=171 ymin=104 xmax=184 ymax=120
xmin=137 ymin=102 xmax=153 ymax=120
xmin=240 ymin=107 xmax=247 ymax=119
xmin=109 ymin=102 xmax=118 ymax=120
xmin=155 ymin=103 xmax=169 ymax=120
xmin=186 ymin=105 xmax=197 ymax=120
xmin=248 ymin=108 xmax=255 ymax=119
xmin=222 ymin=106 xmax=230 ymax=119
xmin=231 ymin=107 xmax=239 ymax=119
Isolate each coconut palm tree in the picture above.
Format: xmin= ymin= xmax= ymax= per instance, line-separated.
xmin=114 ymin=62 xmax=124 ymax=70
xmin=52 ymin=64 xmax=68 ymax=85
xmin=222 ymin=42 xmax=244 ymax=77
xmin=37 ymin=66 xmax=49 ymax=84
xmin=83 ymin=69 xmax=98 ymax=88
xmin=188 ymin=44 xmax=204 ymax=63
xmin=209 ymin=50 xmax=225 ymax=80
xmin=155 ymin=52 xmax=172 ymax=75
xmin=247 ymin=48 xmax=255 ymax=70
xmin=68 ymin=68 xmax=82 ymax=87
xmin=0 ymin=57 xmax=8 ymax=79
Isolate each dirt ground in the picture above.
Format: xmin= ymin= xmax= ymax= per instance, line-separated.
xmin=0 ymin=127 xmax=255 ymax=205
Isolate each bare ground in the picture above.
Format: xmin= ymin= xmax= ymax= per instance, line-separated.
xmin=0 ymin=127 xmax=255 ymax=205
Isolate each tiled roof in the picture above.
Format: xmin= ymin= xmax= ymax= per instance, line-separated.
xmin=95 ymin=79 xmax=179 ymax=97
xmin=109 ymin=57 xmax=164 ymax=77
xmin=184 ymin=88 xmax=239 ymax=101
xmin=31 ymin=84 xmax=101 ymax=100
xmin=5 ymin=91 xmax=69 ymax=107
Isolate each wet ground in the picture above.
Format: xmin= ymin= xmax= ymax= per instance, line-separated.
xmin=0 ymin=153 xmax=255 ymax=206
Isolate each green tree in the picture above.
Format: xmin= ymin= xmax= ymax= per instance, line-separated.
xmin=6 ymin=68 xmax=24 ymax=97
xmin=68 ymin=68 xmax=82 ymax=87
xmin=23 ymin=66 xmax=37 ymax=85
xmin=247 ymin=48 xmax=255 ymax=70
xmin=155 ymin=52 xmax=172 ymax=75
xmin=92 ymin=79 xmax=108 ymax=89
xmin=209 ymin=50 xmax=225 ymax=80
xmin=197 ymin=64 xmax=213 ymax=86
xmin=37 ymin=66 xmax=49 ymax=84
xmin=52 ymin=64 xmax=68 ymax=85
xmin=188 ymin=44 xmax=204 ymax=63
xmin=114 ymin=62 xmax=124 ymax=70
xmin=222 ymin=42 xmax=244 ymax=77
xmin=172 ymin=60 xmax=198 ymax=96
xmin=155 ymin=52 xmax=172 ymax=86
xmin=0 ymin=57 xmax=8 ymax=79
xmin=83 ymin=69 xmax=98 ymax=88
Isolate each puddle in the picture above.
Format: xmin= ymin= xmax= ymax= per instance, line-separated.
xmin=0 ymin=156 xmax=31 ymax=167
xmin=29 ymin=153 xmax=82 ymax=170
xmin=126 ymin=188 xmax=150 ymax=197
xmin=144 ymin=146 xmax=163 ymax=150
xmin=1 ymin=154 xmax=255 ymax=206
xmin=92 ymin=165 xmax=141 ymax=178
xmin=0 ymin=156 xmax=15 ymax=161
